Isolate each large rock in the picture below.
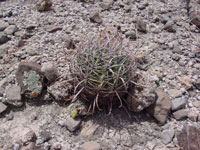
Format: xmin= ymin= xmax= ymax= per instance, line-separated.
xmin=16 ymin=62 xmax=44 ymax=98
xmin=0 ymin=20 xmax=9 ymax=31
xmin=146 ymin=88 xmax=171 ymax=124
xmin=161 ymin=129 xmax=175 ymax=144
xmin=177 ymin=124 xmax=200 ymax=150
xmin=0 ymin=32 xmax=10 ymax=45
xmin=0 ymin=44 xmax=8 ymax=58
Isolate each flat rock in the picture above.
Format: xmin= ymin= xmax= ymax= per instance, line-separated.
xmin=163 ymin=20 xmax=176 ymax=32
xmin=41 ymin=62 xmax=59 ymax=82
xmin=62 ymin=34 xmax=75 ymax=49
xmin=4 ymin=25 xmax=18 ymax=35
xmin=171 ymin=97 xmax=186 ymax=111
xmin=0 ymin=20 xmax=9 ymax=31
xmin=125 ymin=31 xmax=137 ymax=40
xmin=5 ymin=85 xmax=23 ymax=107
xmin=167 ymin=89 xmax=182 ymax=98
xmin=45 ymin=25 xmax=62 ymax=33
xmin=177 ymin=124 xmax=200 ymax=150
xmin=0 ymin=102 xmax=7 ymax=114
xmin=16 ymin=62 xmax=44 ymax=98
xmin=90 ymin=11 xmax=102 ymax=24
xmin=0 ymin=32 xmax=10 ymax=45
xmin=81 ymin=141 xmax=101 ymax=150
xmin=161 ymin=130 xmax=175 ymax=144
xmin=80 ymin=121 xmax=99 ymax=137
xmin=146 ymin=88 xmax=171 ymax=124
xmin=173 ymin=109 xmax=188 ymax=120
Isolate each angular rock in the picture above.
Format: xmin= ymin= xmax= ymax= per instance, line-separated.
xmin=47 ymin=80 xmax=72 ymax=101
xmin=127 ymin=87 xmax=156 ymax=112
xmin=0 ymin=20 xmax=9 ymax=31
xmin=179 ymin=76 xmax=192 ymax=90
xmin=58 ymin=114 xmax=81 ymax=132
xmin=171 ymin=97 xmax=186 ymax=111
xmin=167 ymin=89 xmax=182 ymax=98
xmin=5 ymin=85 xmax=23 ymax=107
xmin=4 ymin=25 xmax=18 ymax=35
xmin=41 ymin=62 xmax=59 ymax=82
xmin=99 ymin=0 xmax=113 ymax=10
xmin=81 ymin=141 xmax=101 ymax=150
xmin=17 ymin=39 xmax=25 ymax=47
xmin=125 ymin=31 xmax=137 ymax=40
xmin=163 ymin=20 xmax=176 ymax=32
xmin=35 ymin=0 xmax=52 ymax=12
xmin=62 ymin=34 xmax=75 ymax=49
xmin=0 ymin=44 xmax=8 ymax=58
xmin=137 ymin=18 xmax=147 ymax=33
xmin=161 ymin=130 xmax=175 ymax=145
xmin=80 ymin=121 xmax=99 ymax=137
xmin=22 ymin=142 xmax=36 ymax=150
xmin=190 ymin=12 xmax=200 ymax=28
xmin=0 ymin=102 xmax=7 ymax=114
xmin=173 ymin=109 xmax=188 ymax=120
xmin=45 ymin=25 xmax=62 ymax=33
xmin=38 ymin=130 xmax=51 ymax=143
xmin=20 ymin=128 xmax=37 ymax=145
xmin=0 ymin=32 xmax=10 ymax=45
xmin=146 ymin=88 xmax=171 ymax=124
xmin=188 ymin=111 xmax=198 ymax=122
xmin=16 ymin=62 xmax=44 ymax=98
xmin=177 ymin=124 xmax=200 ymax=150
xmin=90 ymin=11 xmax=102 ymax=24
xmin=193 ymin=101 xmax=200 ymax=110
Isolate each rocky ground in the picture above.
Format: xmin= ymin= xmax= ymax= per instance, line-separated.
xmin=0 ymin=0 xmax=200 ymax=149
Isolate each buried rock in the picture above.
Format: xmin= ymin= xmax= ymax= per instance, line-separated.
xmin=16 ymin=62 xmax=44 ymax=98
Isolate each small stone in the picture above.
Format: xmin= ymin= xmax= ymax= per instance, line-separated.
xmin=62 ymin=34 xmax=75 ymax=49
xmin=90 ymin=11 xmax=102 ymax=24
xmin=146 ymin=88 xmax=171 ymax=124
xmin=38 ymin=130 xmax=51 ymax=143
xmin=163 ymin=20 xmax=176 ymax=32
xmin=99 ymin=2 xmax=111 ymax=10
xmin=173 ymin=109 xmax=188 ymax=120
xmin=137 ymin=18 xmax=147 ymax=33
xmin=5 ymin=85 xmax=22 ymax=107
xmin=177 ymin=124 xmax=200 ymax=150
xmin=41 ymin=62 xmax=59 ymax=82
xmin=167 ymin=89 xmax=182 ymax=98
xmin=171 ymin=97 xmax=186 ymax=111
xmin=179 ymin=76 xmax=192 ymax=90
xmin=0 ymin=44 xmax=9 ymax=58
xmin=21 ymin=128 xmax=37 ymax=145
xmin=52 ymin=142 xmax=62 ymax=150
xmin=161 ymin=130 xmax=175 ymax=144
xmin=125 ymin=31 xmax=137 ymax=40
xmin=4 ymin=25 xmax=18 ymax=35
xmin=45 ymin=25 xmax=62 ymax=33
xmin=59 ymin=114 xmax=81 ymax=132
xmin=17 ymin=39 xmax=25 ymax=47
xmin=0 ymin=32 xmax=10 ymax=45
xmin=0 ymin=20 xmax=9 ymax=31
xmin=193 ymin=101 xmax=200 ymax=110
xmin=35 ymin=0 xmax=52 ymax=12
xmin=190 ymin=12 xmax=200 ymax=28
xmin=22 ymin=142 xmax=36 ymax=150
xmin=80 ymin=121 xmax=99 ymax=137
xmin=0 ymin=102 xmax=7 ymax=114
xmin=81 ymin=141 xmax=101 ymax=150
xmin=188 ymin=111 xmax=198 ymax=122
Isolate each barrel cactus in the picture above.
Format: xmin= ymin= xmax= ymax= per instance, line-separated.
xmin=70 ymin=31 xmax=137 ymax=114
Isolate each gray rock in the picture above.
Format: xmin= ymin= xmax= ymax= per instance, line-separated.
xmin=90 ymin=11 xmax=102 ymax=24
xmin=146 ymin=88 xmax=171 ymax=124
xmin=5 ymin=85 xmax=23 ymax=107
xmin=20 ymin=128 xmax=37 ymax=145
xmin=167 ymin=89 xmax=182 ymax=98
xmin=125 ymin=31 xmax=137 ymax=40
xmin=52 ymin=142 xmax=62 ymax=150
xmin=161 ymin=130 xmax=175 ymax=144
xmin=177 ymin=124 xmax=200 ymax=150
xmin=137 ymin=18 xmax=147 ymax=33
xmin=45 ymin=25 xmax=62 ymax=33
xmin=159 ymin=14 xmax=171 ymax=24
xmin=4 ymin=25 xmax=18 ymax=35
xmin=0 ymin=20 xmax=9 ymax=31
xmin=16 ymin=62 xmax=44 ymax=98
xmin=190 ymin=12 xmax=200 ymax=28
xmin=59 ymin=114 xmax=81 ymax=132
xmin=0 ymin=102 xmax=7 ymax=114
xmin=0 ymin=44 xmax=8 ymax=58
xmin=188 ymin=111 xmax=198 ymax=122
xmin=17 ymin=39 xmax=25 ymax=47
xmin=81 ymin=141 xmax=101 ymax=150
xmin=22 ymin=142 xmax=36 ymax=150
xmin=0 ymin=32 xmax=10 ymax=45
xmin=62 ymin=34 xmax=75 ymax=49
xmin=38 ymin=130 xmax=51 ymax=143
xmin=171 ymin=97 xmax=186 ymax=111
xmin=173 ymin=109 xmax=188 ymax=120
xmin=41 ymin=62 xmax=59 ymax=82
xmin=163 ymin=20 xmax=176 ymax=32
xmin=99 ymin=2 xmax=111 ymax=10
xmin=80 ymin=121 xmax=99 ymax=137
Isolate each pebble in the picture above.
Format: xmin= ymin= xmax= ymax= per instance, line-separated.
xmin=0 ymin=32 xmax=10 ymax=45
xmin=173 ymin=109 xmax=188 ymax=120
xmin=0 ymin=20 xmax=9 ymax=31
xmin=171 ymin=97 xmax=186 ymax=111
xmin=81 ymin=141 xmax=101 ymax=150
xmin=4 ymin=25 xmax=18 ymax=35
xmin=161 ymin=130 xmax=175 ymax=144
xmin=41 ymin=62 xmax=59 ymax=82
xmin=0 ymin=102 xmax=7 ymax=114
xmin=90 ymin=11 xmax=102 ymax=24
xmin=188 ymin=111 xmax=198 ymax=122
xmin=167 ymin=89 xmax=182 ymax=98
